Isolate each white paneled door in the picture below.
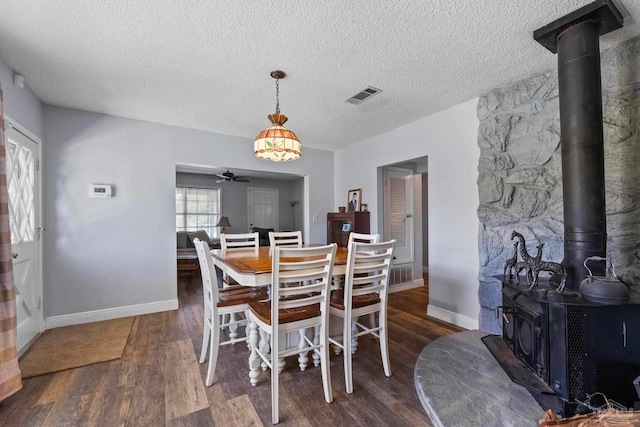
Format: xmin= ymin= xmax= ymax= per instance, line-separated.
xmin=5 ymin=124 xmax=42 ymax=352
xmin=247 ymin=188 xmax=278 ymax=231
xmin=383 ymin=167 xmax=414 ymax=264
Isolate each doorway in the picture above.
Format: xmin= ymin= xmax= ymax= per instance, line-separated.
xmin=5 ymin=118 xmax=43 ymax=352
xmin=383 ymin=167 xmax=414 ymax=264
xmin=247 ymin=188 xmax=279 ymax=230
xmin=379 ymin=157 xmax=428 ymax=292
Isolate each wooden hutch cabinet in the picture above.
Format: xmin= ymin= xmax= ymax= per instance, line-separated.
xmin=327 ymin=211 xmax=370 ymax=247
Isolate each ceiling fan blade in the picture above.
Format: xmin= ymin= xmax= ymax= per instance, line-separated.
xmin=215 ymin=174 xmax=227 ymax=179
xmin=216 ymin=178 xmax=227 ymax=183
xmin=234 ymin=177 xmax=250 ymax=182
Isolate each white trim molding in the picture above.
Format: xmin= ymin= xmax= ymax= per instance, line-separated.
xmin=389 ymin=277 xmax=424 ymax=293
xmin=427 ymin=304 xmax=478 ymax=330
xmin=45 ymin=299 xmax=179 ymax=329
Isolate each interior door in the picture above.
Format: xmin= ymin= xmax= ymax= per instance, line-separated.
xmin=5 ymin=124 xmax=42 ymax=351
xmin=383 ymin=167 xmax=414 ymax=263
xmin=247 ymin=188 xmax=278 ymax=230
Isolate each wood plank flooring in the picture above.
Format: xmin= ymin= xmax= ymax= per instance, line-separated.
xmin=0 ymin=275 xmax=464 ymax=426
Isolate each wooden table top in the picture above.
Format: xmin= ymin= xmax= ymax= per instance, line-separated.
xmin=211 ymin=245 xmax=349 ymax=275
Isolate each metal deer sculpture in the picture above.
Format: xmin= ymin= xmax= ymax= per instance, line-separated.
xmin=510 ymin=230 xmax=567 ymax=292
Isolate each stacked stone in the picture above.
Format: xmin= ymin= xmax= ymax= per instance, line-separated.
xmin=477 ymin=37 xmax=640 ymax=332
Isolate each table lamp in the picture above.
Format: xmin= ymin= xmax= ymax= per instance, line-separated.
xmin=216 ymin=216 xmax=231 ymax=234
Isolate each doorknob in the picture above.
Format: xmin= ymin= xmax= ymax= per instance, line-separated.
xmin=12 ymin=253 xmax=18 ymax=259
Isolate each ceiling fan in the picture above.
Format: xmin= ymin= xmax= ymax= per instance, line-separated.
xmin=215 ymin=169 xmax=250 ymax=183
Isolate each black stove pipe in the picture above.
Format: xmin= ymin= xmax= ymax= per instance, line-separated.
xmin=534 ymin=0 xmax=624 ymax=290
xmin=556 ymin=20 xmax=607 ymax=289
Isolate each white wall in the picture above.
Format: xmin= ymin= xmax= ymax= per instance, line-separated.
xmin=334 ymin=98 xmax=480 ymax=329
xmin=0 ymin=56 xmax=43 ymax=138
xmin=43 ymin=105 xmax=334 ymax=320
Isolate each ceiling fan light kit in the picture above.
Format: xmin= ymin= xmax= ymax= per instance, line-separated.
xmin=254 ymin=70 xmax=302 ymax=162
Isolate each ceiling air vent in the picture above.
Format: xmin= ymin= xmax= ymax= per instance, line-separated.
xmin=345 ymin=86 xmax=382 ymax=105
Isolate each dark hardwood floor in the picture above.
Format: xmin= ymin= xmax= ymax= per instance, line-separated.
xmin=0 ymin=274 xmax=464 ymax=426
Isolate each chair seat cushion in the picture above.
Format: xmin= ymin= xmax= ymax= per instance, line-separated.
xmin=218 ymin=287 xmax=268 ymax=308
xmin=330 ymin=290 xmax=380 ymax=310
xmin=249 ymin=300 xmax=320 ymax=325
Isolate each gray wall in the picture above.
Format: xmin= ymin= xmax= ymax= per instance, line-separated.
xmin=42 ymin=105 xmax=334 ymax=318
xmin=176 ymin=172 xmax=304 ymax=233
xmin=0 ymin=56 xmax=43 ymax=138
xmin=335 ymin=99 xmax=480 ymax=330
xmin=477 ymin=36 xmax=640 ymax=332
xmin=291 ymin=177 xmax=304 ymax=232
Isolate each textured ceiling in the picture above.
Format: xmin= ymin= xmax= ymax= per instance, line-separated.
xmin=0 ymin=1 xmax=639 ymax=151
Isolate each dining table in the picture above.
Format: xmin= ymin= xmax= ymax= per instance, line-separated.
xmin=210 ymin=245 xmax=349 ymax=288
xmin=210 ymin=244 xmax=352 ymax=373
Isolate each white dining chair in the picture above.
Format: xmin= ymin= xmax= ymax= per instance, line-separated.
xmin=220 ymin=232 xmax=260 ymax=251
xmin=219 ymin=232 xmax=260 ymax=286
xmin=347 ymin=232 xmax=381 ymax=326
xmin=328 ymin=239 xmax=395 ymax=394
xmin=247 ymin=244 xmax=337 ymax=424
xmin=268 ymin=231 xmax=303 ymax=247
xmin=194 ymin=238 xmax=268 ymax=386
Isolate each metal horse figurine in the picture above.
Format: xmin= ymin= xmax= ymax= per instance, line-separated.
xmin=510 ymin=230 xmax=567 ymax=292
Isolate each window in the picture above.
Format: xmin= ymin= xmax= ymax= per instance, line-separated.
xmin=176 ymin=187 xmax=221 ymax=239
xmin=7 ymin=138 xmax=36 ymax=244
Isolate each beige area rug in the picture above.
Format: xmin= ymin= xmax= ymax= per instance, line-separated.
xmin=19 ymin=316 xmax=135 ymax=378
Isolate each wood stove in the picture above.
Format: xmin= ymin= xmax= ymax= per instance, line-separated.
xmin=502 ymin=287 xmax=548 ymax=381
xmin=499 ymin=278 xmax=640 ymax=409
xmin=491 ymin=0 xmax=640 ymax=413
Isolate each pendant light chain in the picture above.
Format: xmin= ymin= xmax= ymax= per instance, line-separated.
xmin=275 ymin=78 xmax=280 ymax=115
xmin=254 ymin=69 xmax=301 ymax=161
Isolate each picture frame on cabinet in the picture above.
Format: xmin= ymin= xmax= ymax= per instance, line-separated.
xmin=347 ymin=189 xmax=361 ymax=212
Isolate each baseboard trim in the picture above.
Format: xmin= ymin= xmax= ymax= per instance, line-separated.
xmin=427 ymin=305 xmax=478 ymax=330
xmin=389 ymin=278 xmax=424 ymax=293
xmin=45 ymin=299 xmax=179 ymax=329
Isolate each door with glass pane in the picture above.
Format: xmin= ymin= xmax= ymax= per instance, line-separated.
xmin=383 ymin=167 xmax=414 ymax=263
xmin=6 ymin=125 xmax=42 ymax=351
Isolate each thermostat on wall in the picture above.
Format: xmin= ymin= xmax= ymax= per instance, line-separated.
xmin=89 ymin=184 xmax=113 ymax=198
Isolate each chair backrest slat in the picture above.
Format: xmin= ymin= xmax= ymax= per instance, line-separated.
xmin=279 ymin=268 xmax=327 ymax=282
xmin=280 ymin=258 xmax=330 ymax=270
xmin=271 ymin=244 xmax=336 ymax=321
xmin=348 ymin=232 xmax=380 ymax=246
xmin=221 ymin=232 xmax=259 ymax=250
xmin=269 ymin=231 xmax=303 ymax=248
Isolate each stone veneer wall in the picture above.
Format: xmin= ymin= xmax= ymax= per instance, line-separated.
xmin=477 ymin=36 xmax=640 ymax=333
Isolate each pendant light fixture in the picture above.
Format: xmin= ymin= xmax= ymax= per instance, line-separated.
xmin=254 ymin=70 xmax=301 ymax=161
